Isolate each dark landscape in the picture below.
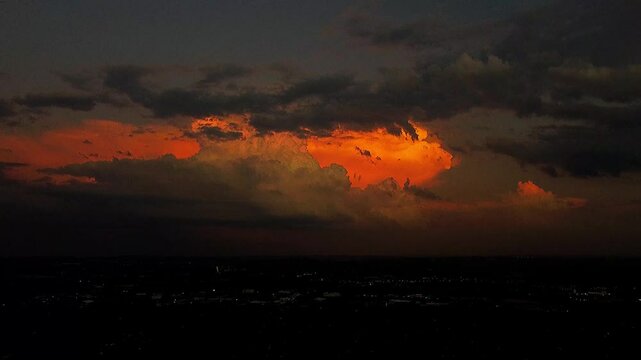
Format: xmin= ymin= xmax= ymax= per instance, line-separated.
xmin=2 ymin=257 xmax=640 ymax=359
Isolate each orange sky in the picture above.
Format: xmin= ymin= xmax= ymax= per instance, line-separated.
xmin=0 ymin=120 xmax=200 ymax=183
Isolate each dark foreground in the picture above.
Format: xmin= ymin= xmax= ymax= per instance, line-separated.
xmin=1 ymin=258 xmax=640 ymax=359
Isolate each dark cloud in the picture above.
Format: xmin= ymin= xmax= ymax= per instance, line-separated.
xmin=247 ymin=71 xmax=427 ymax=138
xmin=99 ymin=0 xmax=638 ymax=140
xmin=150 ymin=89 xmax=274 ymax=118
xmin=102 ymin=65 xmax=274 ymax=118
xmin=14 ymin=93 xmax=98 ymax=111
xmin=346 ymin=0 xmax=641 ymax=178
xmin=415 ymin=54 xmax=520 ymax=117
xmin=487 ymin=125 xmax=641 ymax=177
xmin=87 ymin=0 xmax=641 ymax=135
xmin=338 ymin=1 xmax=641 ymax=115
xmin=496 ymin=0 xmax=641 ymax=67
xmin=267 ymin=63 xmax=301 ymax=82
xmin=56 ymin=71 xmax=100 ymax=92
xmin=478 ymin=0 xmax=641 ymax=176
xmin=196 ymin=64 xmax=253 ymax=88
xmin=547 ymin=64 xmax=641 ymax=103
xmin=98 ymin=67 xmax=424 ymax=137
xmin=280 ymin=74 xmax=355 ymax=102
xmin=535 ymin=100 xmax=641 ymax=129
xmin=102 ymin=65 xmax=156 ymax=105
xmin=343 ymin=0 xmax=641 ymax=68
xmin=342 ymin=9 xmax=510 ymax=60
xmin=243 ymin=54 xmax=533 ymax=137
xmin=0 ymin=99 xmax=16 ymax=119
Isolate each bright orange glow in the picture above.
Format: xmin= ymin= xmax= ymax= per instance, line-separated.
xmin=0 ymin=120 xmax=200 ymax=183
xmin=306 ymin=123 xmax=453 ymax=188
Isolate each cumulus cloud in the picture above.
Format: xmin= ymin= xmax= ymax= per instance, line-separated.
xmin=43 ymin=133 xmax=353 ymax=224
xmin=27 ymin=125 xmax=330 ymax=222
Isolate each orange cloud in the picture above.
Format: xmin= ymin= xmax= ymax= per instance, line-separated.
xmin=512 ymin=180 xmax=587 ymax=209
xmin=0 ymin=120 xmax=199 ymax=183
xmin=306 ymin=123 xmax=453 ymax=188
xmin=517 ymin=180 xmax=555 ymax=199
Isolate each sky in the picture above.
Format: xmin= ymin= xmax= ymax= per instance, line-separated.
xmin=1 ymin=0 xmax=641 ymax=256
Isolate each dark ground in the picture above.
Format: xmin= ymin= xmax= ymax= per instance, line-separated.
xmin=1 ymin=257 xmax=640 ymax=359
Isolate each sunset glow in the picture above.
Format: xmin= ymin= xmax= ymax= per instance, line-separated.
xmin=0 ymin=116 xmax=452 ymax=189
xmin=306 ymin=123 xmax=453 ymax=188
xmin=0 ymin=120 xmax=200 ymax=183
